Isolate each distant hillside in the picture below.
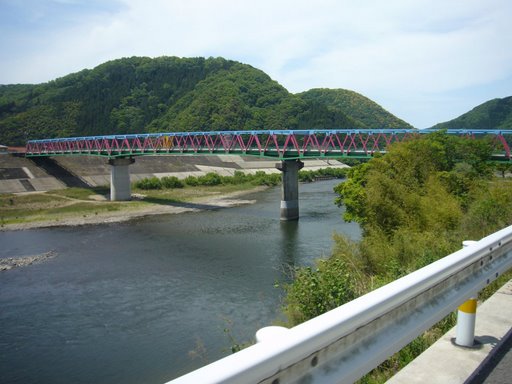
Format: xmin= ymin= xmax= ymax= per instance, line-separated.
xmin=298 ymin=88 xmax=413 ymax=129
xmin=0 ymin=56 xmax=409 ymax=145
xmin=432 ymin=96 xmax=512 ymax=130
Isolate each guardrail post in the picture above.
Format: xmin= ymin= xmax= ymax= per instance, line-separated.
xmin=455 ymin=298 xmax=477 ymax=347
xmin=255 ymin=326 xmax=289 ymax=343
xmin=455 ymin=240 xmax=478 ymax=347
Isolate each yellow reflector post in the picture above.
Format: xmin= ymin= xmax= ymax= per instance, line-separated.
xmin=458 ymin=298 xmax=477 ymax=314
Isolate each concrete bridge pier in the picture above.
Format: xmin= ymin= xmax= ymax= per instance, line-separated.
xmin=276 ymin=159 xmax=304 ymax=221
xmin=108 ymin=157 xmax=135 ymax=201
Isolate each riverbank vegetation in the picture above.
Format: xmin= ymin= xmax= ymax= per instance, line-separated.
xmin=0 ymin=167 xmax=347 ymax=228
xmin=133 ymin=168 xmax=347 ymax=190
xmin=134 ymin=170 xmax=281 ymax=190
xmin=282 ymin=131 xmax=512 ymax=382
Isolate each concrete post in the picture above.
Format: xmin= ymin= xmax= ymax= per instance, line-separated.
xmin=108 ymin=157 xmax=135 ymax=201
xmin=455 ymin=298 xmax=477 ymax=347
xmin=276 ymin=160 xmax=304 ymax=221
xmin=255 ymin=326 xmax=289 ymax=343
xmin=455 ymin=240 xmax=478 ymax=347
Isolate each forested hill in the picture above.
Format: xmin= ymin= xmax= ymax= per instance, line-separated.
xmin=432 ymin=96 xmax=512 ymax=130
xmin=298 ymin=88 xmax=412 ymax=129
xmin=0 ymin=56 xmax=411 ymax=145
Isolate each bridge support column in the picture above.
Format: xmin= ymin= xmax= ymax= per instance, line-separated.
xmin=108 ymin=157 xmax=135 ymax=201
xmin=276 ymin=160 xmax=304 ymax=221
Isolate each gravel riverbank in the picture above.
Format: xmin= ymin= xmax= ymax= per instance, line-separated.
xmin=1 ymin=187 xmax=264 ymax=232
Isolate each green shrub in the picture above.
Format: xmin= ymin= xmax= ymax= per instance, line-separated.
xmin=184 ymin=175 xmax=199 ymax=186
xmin=298 ymin=167 xmax=347 ymax=182
xmin=197 ymin=172 xmax=222 ymax=186
xmin=230 ymin=170 xmax=249 ymax=184
xmin=284 ymin=254 xmax=357 ymax=325
xmin=134 ymin=177 xmax=162 ymax=190
xmin=137 ymin=167 xmax=345 ymax=191
xmin=161 ymin=176 xmax=184 ymax=189
xmin=250 ymin=171 xmax=280 ymax=186
xmin=298 ymin=171 xmax=315 ymax=182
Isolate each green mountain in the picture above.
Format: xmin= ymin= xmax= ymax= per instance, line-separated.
xmin=297 ymin=88 xmax=413 ymax=129
xmin=0 ymin=56 xmax=409 ymax=145
xmin=432 ymin=96 xmax=512 ymax=130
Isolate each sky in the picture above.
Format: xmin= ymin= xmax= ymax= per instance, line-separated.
xmin=0 ymin=0 xmax=511 ymax=128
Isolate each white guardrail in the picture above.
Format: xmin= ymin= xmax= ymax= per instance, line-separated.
xmin=167 ymin=225 xmax=512 ymax=384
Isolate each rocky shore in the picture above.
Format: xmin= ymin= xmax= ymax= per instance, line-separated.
xmin=0 ymin=251 xmax=57 ymax=271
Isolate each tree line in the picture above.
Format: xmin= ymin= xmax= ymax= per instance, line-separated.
xmin=0 ymin=56 xmax=411 ymax=145
xmin=433 ymin=96 xmax=512 ymax=130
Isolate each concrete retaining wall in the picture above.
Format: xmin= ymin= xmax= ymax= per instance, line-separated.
xmin=0 ymin=154 xmax=347 ymax=194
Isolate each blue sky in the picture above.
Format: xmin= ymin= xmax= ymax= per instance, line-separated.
xmin=1 ymin=0 xmax=511 ymax=128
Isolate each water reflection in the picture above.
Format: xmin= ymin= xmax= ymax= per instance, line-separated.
xmin=280 ymin=220 xmax=299 ymax=269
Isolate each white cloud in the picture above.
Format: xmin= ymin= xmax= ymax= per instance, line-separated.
xmin=278 ymin=1 xmax=512 ymax=91
xmin=1 ymin=0 xmax=511 ymax=127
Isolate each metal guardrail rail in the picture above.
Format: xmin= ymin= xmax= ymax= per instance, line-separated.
xmin=167 ymin=225 xmax=512 ymax=384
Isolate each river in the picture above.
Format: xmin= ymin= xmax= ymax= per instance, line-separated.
xmin=0 ymin=180 xmax=360 ymax=384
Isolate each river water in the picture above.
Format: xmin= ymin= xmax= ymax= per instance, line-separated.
xmin=0 ymin=180 xmax=360 ymax=384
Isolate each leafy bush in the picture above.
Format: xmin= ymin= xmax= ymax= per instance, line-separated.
xmin=298 ymin=171 xmax=315 ymax=182
xmin=197 ymin=172 xmax=222 ymax=186
xmin=341 ymin=158 xmax=366 ymax=167
xmin=284 ymin=254 xmax=357 ymax=325
xmin=462 ymin=180 xmax=512 ymax=239
xmin=299 ymin=167 xmax=348 ymax=182
xmin=250 ymin=171 xmax=280 ymax=186
xmin=184 ymin=175 xmax=199 ymax=186
xmin=135 ymin=167 xmax=344 ymax=192
xmin=161 ymin=176 xmax=184 ymax=189
xmin=134 ymin=177 xmax=161 ymax=190
xmin=232 ymin=170 xmax=249 ymax=183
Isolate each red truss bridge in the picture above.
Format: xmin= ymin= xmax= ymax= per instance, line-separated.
xmin=25 ymin=129 xmax=512 ymax=160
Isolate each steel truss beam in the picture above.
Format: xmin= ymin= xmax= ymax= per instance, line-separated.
xmin=25 ymin=129 xmax=512 ymax=160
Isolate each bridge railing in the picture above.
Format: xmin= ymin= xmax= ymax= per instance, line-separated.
xmin=166 ymin=224 xmax=512 ymax=383
xmin=24 ymin=129 xmax=512 ymax=160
